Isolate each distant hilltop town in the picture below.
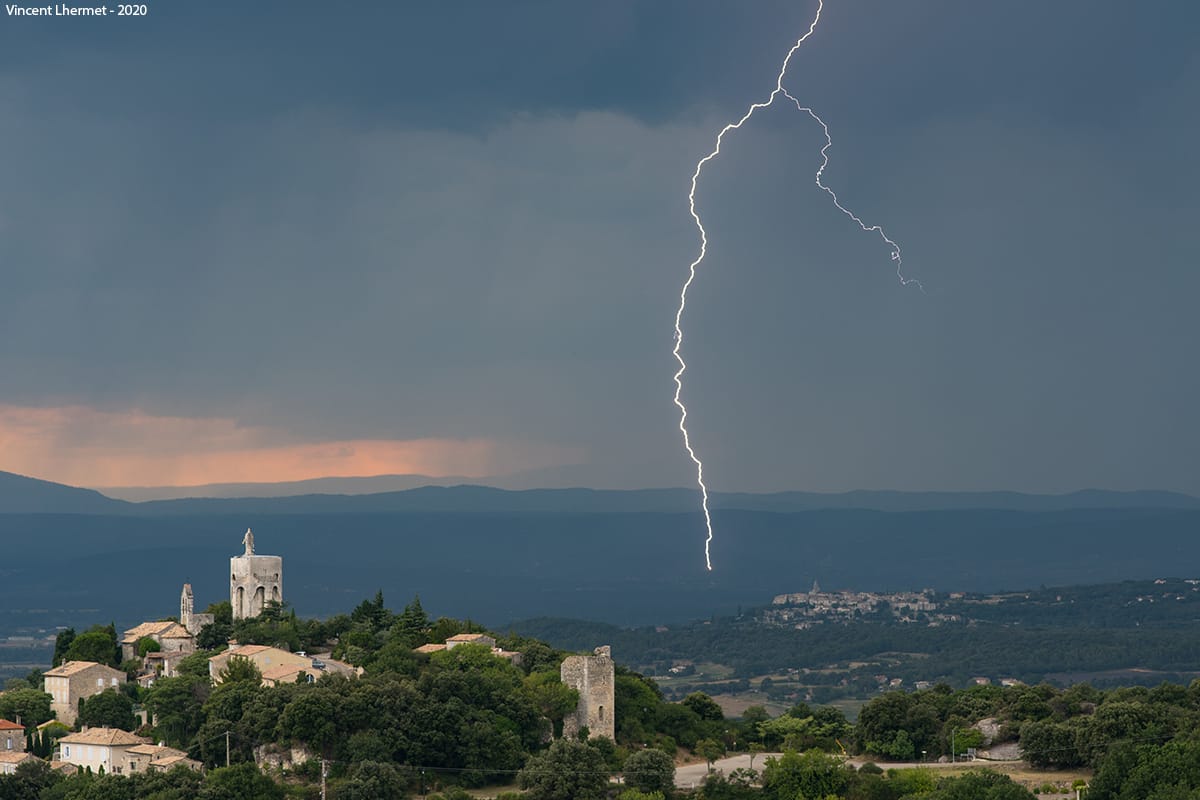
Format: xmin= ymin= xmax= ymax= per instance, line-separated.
xmin=765 ymin=581 xmax=951 ymax=628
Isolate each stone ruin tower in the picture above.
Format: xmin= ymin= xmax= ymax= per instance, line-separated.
xmin=230 ymin=528 xmax=283 ymax=620
xmin=561 ymin=645 xmax=615 ymax=741
xmin=180 ymin=583 xmax=214 ymax=635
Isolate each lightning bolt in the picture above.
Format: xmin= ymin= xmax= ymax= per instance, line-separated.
xmin=673 ymin=0 xmax=922 ymax=571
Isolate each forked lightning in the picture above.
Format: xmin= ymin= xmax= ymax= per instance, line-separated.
xmin=672 ymin=0 xmax=921 ymax=571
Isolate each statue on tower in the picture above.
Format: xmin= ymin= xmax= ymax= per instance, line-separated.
xmin=242 ymin=527 xmax=255 ymax=556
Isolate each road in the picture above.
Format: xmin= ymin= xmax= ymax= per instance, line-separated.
xmin=674 ymin=753 xmax=1006 ymax=788
xmin=675 ymin=753 xmax=781 ymax=789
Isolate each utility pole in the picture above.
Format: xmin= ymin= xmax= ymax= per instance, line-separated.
xmin=321 ymin=759 xmax=328 ymax=800
xmin=224 ymin=730 xmax=230 ymax=768
xmin=951 ymin=728 xmax=956 ymax=763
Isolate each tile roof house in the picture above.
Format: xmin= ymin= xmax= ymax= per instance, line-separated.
xmin=210 ymin=644 xmax=361 ymax=687
xmin=0 ymin=718 xmax=25 ymax=754
xmin=209 ymin=644 xmax=312 ymax=685
xmin=125 ymin=743 xmax=202 ymax=772
xmin=417 ymin=634 xmax=523 ymax=665
xmin=0 ymin=751 xmax=38 ymax=775
xmin=57 ymin=727 xmax=150 ymax=774
xmin=120 ymin=621 xmax=195 ymax=662
xmin=43 ymin=661 xmax=125 ymax=726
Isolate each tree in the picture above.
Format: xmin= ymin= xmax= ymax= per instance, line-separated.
xmin=524 ymin=670 xmax=579 ymax=738
xmin=761 ymin=750 xmax=853 ymax=800
xmin=63 ymin=627 xmax=119 ymax=667
xmin=336 ymin=760 xmax=408 ymax=800
xmin=697 ymin=738 xmax=725 ymax=771
xmin=624 ymin=748 xmax=675 ymax=796
xmin=136 ymin=636 xmax=162 ymax=658
xmin=52 ymin=629 xmax=75 ymax=668
xmin=926 ymin=769 xmax=1035 ymax=800
xmin=78 ymin=689 xmax=137 ymax=731
xmin=518 ymin=738 xmax=610 ymax=800
xmin=395 ymin=595 xmax=429 ymax=639
xmin=0 ymin=687 xmax=53 ymax=727
xmin=217 ymin=655 xmax=262 ymax=685
xmin=198 ymin=763 xmax=285 ymax=800
xmin=279 ymin=688 xmax=338 ymax=755
xmin=146 ymin=675 xmax=209 ymax=748
xmin=683 ymin=693 xmax=725 ymax=723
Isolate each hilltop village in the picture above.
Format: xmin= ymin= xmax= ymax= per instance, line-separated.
xmin=0 ymin=530 xmax=618 ymax=796
xmin=6 ymin=534 xmax=1200 ymax=798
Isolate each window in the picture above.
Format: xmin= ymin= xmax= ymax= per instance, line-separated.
xmin=5 ymin=737 xmax=11 ymax=749
xmin=111 ymin=678 xmax=118 ymax=686
xmin=63 ymin=745 xmax=70 ymax=757
xmin=97 ymin=678 xmax=104 ymax=687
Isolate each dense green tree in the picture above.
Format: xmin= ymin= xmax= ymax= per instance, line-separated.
xmin=197 ymin=762 xmax=285 ymax=800
xmin=1019 ymin=719 xmax=1082 ymax=768
xmin=77 ymin=689 xmax=137 ymax=731
xmin=0 ymin=759 xmax=61 ymax=800
xmin=279 ymin=687 xmax=338 ymax=755
xmin=216 ymin=655 xmax=262 ymax=685
xmin=146 ymin=675 xmax=209 ymax=748
xmin=63 ymin=626 xmax=119 ymax=667
xmin=336 ymin=760 xmax=409 ymax=800
xmin=682 ymin=692 xmax=725 ymax=723
xmin=655 ymin=704 xmax=706 ymax=749
xmin=518 ymin=738 xmax=610 ymax=800
xmin=52 ymin=629 xmax=76 ymax=668
xmin=1091 ymin=739 xmax=1200 ymax=800
xmin=926 ymin=769 xmax=1036 ymax=800
xmin=0 ymin=687 xmax=53 ymax=727
xmin=615 ymin=668 xmax=664 ymax=745
xmin=699 ymin=771 xmax=759 ymax=800
xmin=524 ymin=670 xmax=579 ymax=737
xmin=696 ymin=738 xmax=725 ymax=770
xmin=761 ymin=749 xmax=853 ymax=800
xmin=136 ymin=636 xmax=162 ymax=658
xmin=624 ymin=747 xmax=675 ymax=796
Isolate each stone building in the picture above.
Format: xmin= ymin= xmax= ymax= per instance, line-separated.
xmin=43 ymin=661 xmax=125 ymax=726
xmin=57 ymin=727 xmax=150 ymax=774
xmin=1 ymin=719 xmax=25 ymax=753
xmin=179 ymin=584 xmax=214 ymax=636
xmin=120 ymin=621 xmax=194 ymax=662
xmin=230 ymin=529 xmax=283 ymax=620
xmin=0 ymin=752 xmax=38 ymax=775
xmin=125 ymin=743 xmax=202 ymax=772
xmin=560 ymin=645 xmax=615 ymax=741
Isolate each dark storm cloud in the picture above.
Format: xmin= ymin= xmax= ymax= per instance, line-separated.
xmin=0 ymin=1 xmax=1196 ymax=492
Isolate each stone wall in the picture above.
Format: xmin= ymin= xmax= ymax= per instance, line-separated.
xmin=560 ymin=645 xmax=615 ymax=741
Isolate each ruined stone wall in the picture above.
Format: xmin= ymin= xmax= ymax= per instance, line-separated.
xmin=560 ymin=645 xmax=614 ymax=741
xmin=230 ymin=554 xmax=283 ymax=620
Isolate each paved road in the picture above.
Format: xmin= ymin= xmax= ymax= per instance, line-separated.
xmin=675 ymin=753 xmax=781 ymax=789
xmin=674 ymin=753 xmax=1010 ymax=788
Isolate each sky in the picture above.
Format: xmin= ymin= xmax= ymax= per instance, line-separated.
xmin=1 ymin=1 xmax=1197 ymax=494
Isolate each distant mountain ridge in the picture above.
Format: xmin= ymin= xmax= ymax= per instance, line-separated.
xmin=2 ymin=470 xmax=1198 ymax=515
xmin=0 ymin=471 xmax=130 ymax=514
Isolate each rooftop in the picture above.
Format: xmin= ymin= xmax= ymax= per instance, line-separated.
xmin=44 ymin=661 xmax=121 ymax=678
xmin=59 ymin=727 xmax=148 ymax=747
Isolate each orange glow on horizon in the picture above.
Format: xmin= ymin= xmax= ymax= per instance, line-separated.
xmin=0 ymin=404 xmax=578 ymax=488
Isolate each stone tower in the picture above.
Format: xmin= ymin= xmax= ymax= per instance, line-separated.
xmin=181 ymin=583 xmax=214 ymax=635
xmin=230 ymin=528 xmax=283 ymax=620
xmin=180 ymin=583 xmax=194 ymax=631
xmin=560 ymin=645 xmax=615 ymax=741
